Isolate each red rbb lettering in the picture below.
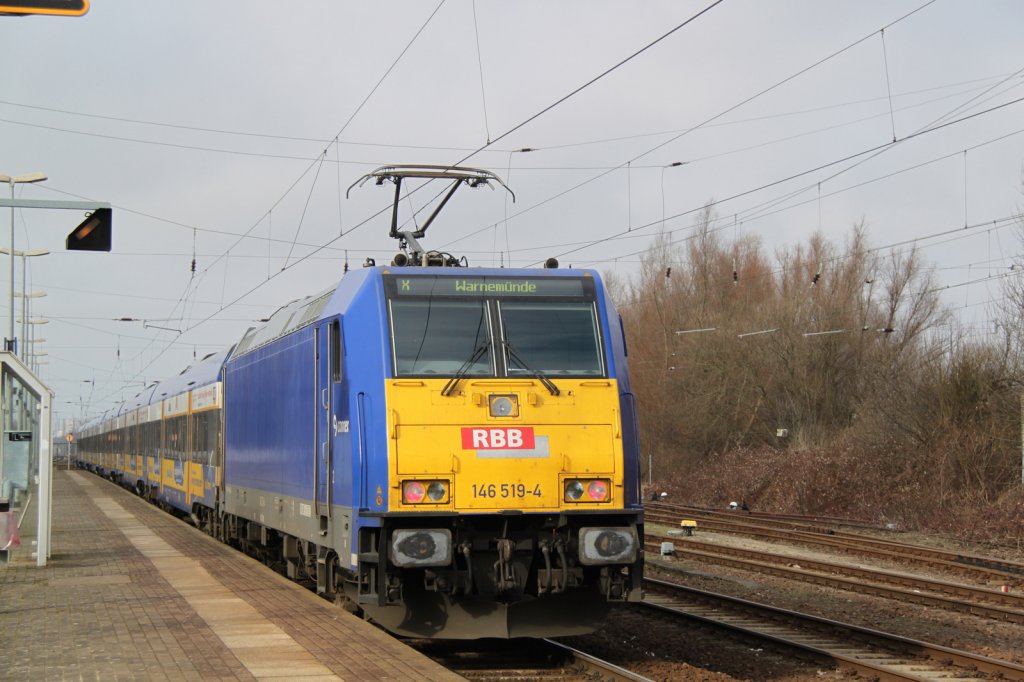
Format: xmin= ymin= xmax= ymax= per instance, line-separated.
xmin=461 ymin=427 xmax=535 ymax=450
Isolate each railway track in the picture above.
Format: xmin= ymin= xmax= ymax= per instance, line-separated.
xmin=410 ymin=638 xmax=653 ymax=681
xmin=642 ymin=575 xmax=1024 ymax=681
xmin=648 ymin=501 xmax=886 ymax=531
xmin=644 ymin=535 xmax=1024 ymax=624
xmin=646 ymin=503 xmax=1024 ymax=581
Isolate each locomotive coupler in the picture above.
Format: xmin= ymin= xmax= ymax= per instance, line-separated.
xmin=538 ymin=539 xmax=552 ymax=594
xmin=459 ymin=541 xmax=473 ymax=596
xmin=493 ymin=538 xmax=517 ymax=593
xmin=553 ymin=536 xmax=569 ymax=594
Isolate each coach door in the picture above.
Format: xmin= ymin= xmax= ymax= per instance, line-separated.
xmin=314 ymin=320 xmax=334 ymax=534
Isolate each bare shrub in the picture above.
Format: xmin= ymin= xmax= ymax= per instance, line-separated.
xmin=619 ymin=206 xmax=1021 ymax=544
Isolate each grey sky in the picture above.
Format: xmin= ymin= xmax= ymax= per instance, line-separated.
xmin=1 ymin=1 xmax=1022 ymax=428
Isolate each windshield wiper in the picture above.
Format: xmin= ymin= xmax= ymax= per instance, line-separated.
xmin=441 ymin=340 xmax=491 ymax=397
xmin=502 ymin=340 xmax=560 ymax=396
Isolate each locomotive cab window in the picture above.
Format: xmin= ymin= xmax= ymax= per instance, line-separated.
xmin=386 ymin=275 xmax=605 ymax=379
xmin=390 ymin=299 xmax=493 ymax=376
xmin=499 ymin=301 xmax=604 ymax=377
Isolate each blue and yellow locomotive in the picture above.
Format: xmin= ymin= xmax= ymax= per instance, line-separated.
xmin=78 ymin=166 xmax=643 ymax=638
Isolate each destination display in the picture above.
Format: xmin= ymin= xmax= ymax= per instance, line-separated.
xmin=386 ymin=275 xmax=591 ymax=298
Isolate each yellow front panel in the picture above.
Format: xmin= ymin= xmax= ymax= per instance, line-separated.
xmin=387 ymin=378 xmax=624 ymax=512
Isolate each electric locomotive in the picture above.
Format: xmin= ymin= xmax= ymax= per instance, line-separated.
xmin=79 ymin=166 xmax=644 ymax=639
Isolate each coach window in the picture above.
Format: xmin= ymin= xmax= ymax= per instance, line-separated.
xmin=331 ymin=319 xmax=342 ymax=383
xmin=192 ymin=414 xmax=204 ymax=465
xmin=192 ymin=411 xmax=218 ymax=466
xmin=167 ymin=415 xmax=187 ymax=461
xmin=142 ymin=420 xmax=157 ymax=460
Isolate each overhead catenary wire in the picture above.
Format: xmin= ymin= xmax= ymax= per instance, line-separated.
xmin=570 ymin=124 xmax=1024 ymax=268
xmin=83 ymin=0 xmax=729 ymax=405
xmin=25 ymin=63 xmax=1011 ymax=261
xmin=880 ymin=28 xmax=897 ymax=142
xmin=437 ymin=0 xmax=941 ymax=253
xmin=542 ymin=95 xmax=1024 ymax=266
xmin=735 ymin=65 xmax=1024 ymax=229
xmin=3 ymin=69 xmax=1017 ymax=157
xmin=36 ymin=0 xmax=1011 ymax=413
xmin=471 ymin=0 xmax=491 ymax=145
xmin=84 ymin=2 xmax=452 ymax=411
xmin=388 ymin=0 xmax=731 ymax=244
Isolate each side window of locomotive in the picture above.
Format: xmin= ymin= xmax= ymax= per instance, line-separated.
xmin=390 ymin=299 xmax=493 ymax=377
xmin=499 ymin=301 xmax=604 ymax=376
xmin=331 ymin=319 xmax=342 ymax=384
xmin=619 ymin=315 xmax=629 ymax=356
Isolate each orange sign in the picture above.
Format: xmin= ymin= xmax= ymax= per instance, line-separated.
xmin=0 ymin=1 xmax=88 ymax=16
xmin=65 ymin=433 xmax=74 ymax=443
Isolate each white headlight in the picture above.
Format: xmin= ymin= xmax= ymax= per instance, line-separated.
xmin=578 ymin=527 xmax=637 ymax=565
xmin=390 ymin=529 xmax=452 ymax=567
xmin=489 ymin=394 xmax=518 ymax=417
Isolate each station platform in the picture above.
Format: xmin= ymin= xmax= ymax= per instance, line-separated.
xmin=0 ymin=469 xmax=464 ymax=681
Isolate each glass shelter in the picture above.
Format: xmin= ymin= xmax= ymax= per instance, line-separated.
xmin=0 ymin=351 xmax=52 ymax=567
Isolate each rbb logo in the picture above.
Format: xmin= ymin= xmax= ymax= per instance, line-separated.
xmin=461 ymin=427 xmax=535 ymax=450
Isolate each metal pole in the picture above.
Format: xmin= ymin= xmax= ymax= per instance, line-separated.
xmin=20 ymin=252 xmax=26 ymax=361
xmin=8 ymin=180 xmax=14 ymax=353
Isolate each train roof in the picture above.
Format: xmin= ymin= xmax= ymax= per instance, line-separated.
xmin=230 ymin=267 xmax=392 ymax=360
xmin=150 ymin=347 xmax=232 ymax=402
xmin=119 ymin=383 xmax=159 ymax=414
xmin=229 ymin=265 xmax=607 ymax=359
xmin=232 ymin=285 xmax=335 ymax=357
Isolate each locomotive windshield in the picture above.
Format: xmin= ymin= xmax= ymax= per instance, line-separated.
xmin=499 ymin=301 xmax=603 ymax=376
xmin=391 ymin=299 xmax=493 ymax=376
xmin=386 ymin=275 xmax=605 ymax=379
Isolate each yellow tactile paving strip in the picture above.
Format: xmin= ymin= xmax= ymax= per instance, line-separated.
xmin=92 ymin=493 xmax=341 ymax=680
xmin=0 ymin=469 xmax=464 ymax=680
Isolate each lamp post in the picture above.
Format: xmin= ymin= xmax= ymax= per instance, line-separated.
xmin=17 ymin=288 xmax=46 ymax=363
xmin=19 ymin=318 xmax=48 ymax=373
xmin=1 ymin=247 xmax=50 ymax=361
xmin=19 ymin=291 xmax=46 ymax=362
xmin=28 ymin=352 xmax=47 ymax=375
xmin=1 ymin=172 xmax=48 ymax=353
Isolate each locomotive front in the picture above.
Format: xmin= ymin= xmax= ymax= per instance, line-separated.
xmin=355 ymin=269 xmax=643 ymax=638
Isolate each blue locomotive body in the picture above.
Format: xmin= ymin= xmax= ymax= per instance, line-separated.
xmin=221 ymin=269 xmax=389 ymax=567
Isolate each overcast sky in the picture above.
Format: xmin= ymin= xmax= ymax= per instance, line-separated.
xmin=1 ymin=0 xmax=1022 ymax=429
